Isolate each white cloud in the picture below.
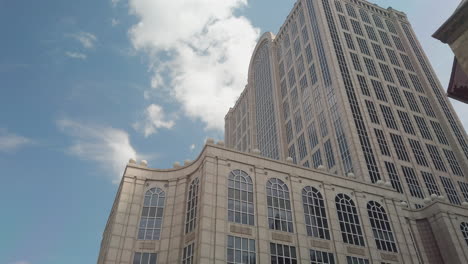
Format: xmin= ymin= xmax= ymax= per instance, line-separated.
xmin=190 ymin=144 xmax=195 ymax=151
xmin=65 ymin=51 xmax=87 ymax=60
xmin=127 ymin=0 xmax=259 ymax=131
xmin=57 ymin=119 xmax=138 ymax=180
xmin=111 ymin=18 xmax=120 ymax=27
xmin=133 ymin=104 xmax=175 ymax=137
xmin=68 ymin=32 xmax=97 ymax=49
xmin=111 ymin=0 xmax=120 ymax=7
xmin=0 ymin=129 xmax=33 ymax=152
xmin=8 ymin=261 xmax=30 ymax=264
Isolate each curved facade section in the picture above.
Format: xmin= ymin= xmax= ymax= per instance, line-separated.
xmin=250 ymin=34 xmax=280 ymax=160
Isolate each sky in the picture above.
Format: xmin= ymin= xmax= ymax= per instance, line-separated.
xmin=0 ymin=0 xmax=467 ymax=263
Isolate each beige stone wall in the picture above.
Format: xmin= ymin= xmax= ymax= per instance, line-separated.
xmin=97 ymin=144 xmax=468 ymax=263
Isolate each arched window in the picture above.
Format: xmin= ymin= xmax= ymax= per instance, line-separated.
xmin=335 ymin=194 xmax=365 ymax=246
xmin=302 ymin=186 xmax=330 ymax=239
xmin=266 ymin=178 xmax=293 ymax=232
xmin=367 ymin=201 xmax=398 ymax=252
xmin=228 ymin=169 xmax=254 ymax=225
xmin=138 ymin=187 xmax=165 ymax=240
xmin=461 ymin=222 xmax=468 ymax=246
xmin=185 ymin=178 xmax=199 ymax=234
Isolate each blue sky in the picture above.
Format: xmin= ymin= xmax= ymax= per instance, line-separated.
xmin=0 ymin=0 xmax=466 ymax=263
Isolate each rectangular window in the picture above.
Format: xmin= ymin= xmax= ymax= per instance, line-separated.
xmin=312 ymin=149 xmax=323 ymax=168
xmin=318 ymin=112 xmax=328 ymax=137
xmin=298 ymin=133 xmax=308 ymax=160
xmin=401 ymin=54 xmax=415 ymax=71
xmin=324 ymin=139 xmax=336 ymax=169
xmin=385 ymin=162 xmax=403 ymax=193
xmin=339 ymin=15 xmax=349 ymax=30
xmin=373 ymin=15 xmax=384 ymax=29
xmin=392 ymin=35 xmax=405 ymax=52
xmin=133 ymin=252 xmax=157 ymax=264
xmin=394 ymin=68 xmax=410 ymax=88
xmin=374 ymin=129 xmax=391 ymax=156
xmin=385 ymin=20 xmax=397 ymax=34
xmin=420 ymin=96 xmax=436 ymax=117
xmin=402 ymin=166 xmax=424 ymax=199
xmin=398 ymin=111 xmax=416 ymax=135
xmin=458 ymin=181 xmax=468 ymax=202
xmin=286 ymin=50 xmax=293 ymax=69
xmin=357 ymin=74 xmax=370 ymax=96
xmin=288 ymin=67 xmax=296 ymax=87
xmin=297 ymin=56 xmax=306 ymax=77
xmin=227 ymin=235 xmax=256 ymax=264
xmin=380 ymin=105 xmax=398 ymax=130
xmin=344 ymin=32 xmax=355 ymax=50
xmin=409 ymin=74 xmax=424 ymax=93
xmin=372 ymin=80 xmax=388 ymax=102
xmin=387 ymin=85 xmax=405 ymax=107
xmin=280 ymin=80 xmax=287 ymax=99
xmin=443 ymin=149 xmax=464 ymax=176
xmin=391 ymin=133 xmax=409 ymax=161
xmin=430 ymin=121 xmax=449 ymax=145
xmin=414 ymin=116 xmax=433 ymax=140
xmin=351 ymin=19 xmax=364 ymax=36
xmin=403 ymin=91 xmax=420 ymax=113
xmin=335 ymin=0 xmax=343 ymax=13
xmin=408 ymin=139 xmax=428 ymax=166
xmin=291 ymin=21 xmax=298 ymax=37
xmin=421 ymin=171 xmax=441 ymax=196
xmin=290 ymin=88 xmax=299 ymax=108
xmin=359 ymin=9 xmax=371 ymax=24
xmin=356 ymin=37 xmax=370 ymax=55
xmin=379 ymin=63 xmax=394 ymax=83
xmin=270 ymin=243 xmax=297 ymax=264
xmin=182 ymin=243 xmax=194 ymax=264
xmin=294 ymin=110 xmax=303 ymax=133
xmin=309 ymin=64 xmax=318 ymax=84
xmin=304 ymin=99 xmax=313 ymax=123
xmin=310 ymin=249 xmax=335 ymax=264
xmin=308 ymin=122 xmax=319 ymax=149
xmin=386 ymin=49 xmax=400 ymax=66
xmin=366 ymin=100 xmax=380 ymax=124
xmin=426 ymin=144 xmax=447 ymax=172
xmin=286 ymin=121 xmax=294 ymax=143
xmin=346 ymin=256 xmax=369 ymax=264
xmin=302 ymin=26 xmax=309 ymax=43
xmin=372 ymin=43 xmax=386 ymax=61
xmin=440 ymin=176 xmax=462 ymax=205
xmin=293 ymin=37 xmax=302 ymax=57
xmin=379 ymin=31 xmax=392 ymax=46
xmin=365 ymin=25 xmax=377 ymax=41
xmin=305 ymin=44 xmax=313 ymax=64
xmin=350 ymin=52 xmax=362 ymax=72
xmin=363 ymin=57 xmax=378 ymax=77
xmin=283 ymin=101 xmax=290 ymax=120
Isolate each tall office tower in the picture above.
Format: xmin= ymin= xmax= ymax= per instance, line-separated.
xmin=225 ymin=0 xmax=468 ymax=209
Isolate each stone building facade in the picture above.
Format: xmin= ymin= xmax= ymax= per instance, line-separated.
xmin=97 ymin=143 xmax=468 ymax=263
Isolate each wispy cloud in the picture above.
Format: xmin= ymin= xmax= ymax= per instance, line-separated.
xmin=65 ymin=51 xmax=87 ymax=60
xmin=189 ymin=144 xmax=195 ymax=152
xmin=133 ymin=104 xmax=175 ymax=137
xmin=127 ymin=0 xmax=259 ymax=131
xmin=9 ymin=261 xmax=30 ymax=264
xmin=0 ymin=129 xmax=33 ymax=152
xmin=57 ymin=119 xmax=138 ymax=181
xmin=68 ymin=32 xmax=97 ymax=49
xmin=111 ymin=18 xmax=120 ymax=27
xmin=111 ymin=0 xmax=120 ymax=7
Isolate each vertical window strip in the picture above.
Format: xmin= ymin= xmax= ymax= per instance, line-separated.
xmin=458 ymin=181 xmax=468 ymax=202
xmin=372 ymin=43 xmax=386 ymax=61
xmin=227 ymin=235 xmax=256 ymax=264
xmin=420 ymin=96 xmax=436 ymax=117
xmin=398 ymin=111 xmax=416 ymax=135
xmin=367 ymin=201 xmax=398 ymax=252
xmin=408 ymin=139 xmax=428 ymax=166
xmin=414 ymin=115 xmax=433 ymax=140
xmin=357 ymin=75 xmax=370 ymax=96
xmin=402 ymin=166 xmax=424 ymax=199
xmin=302 ymin=186 xmax=330 ymax=239
xmin=344 ymin=32 xmax=356 ymax=50
xmin=138 ymin=188 xmax=165 ymax=240
xmin=366 ymin=100 xmax=380 ymax=124
xmin=426 ymin=144 xmax=447 ymax=172
xmin=409 ymin=74 xmax=425 ymax=93
xmin=386 ymin=49 xmax=400 ymax=66
xmin=380 ymin=105 xmax=398 ymax=130
xmin=185 ymin=178 xmax=199 ymax=234
xmin=356 ymin=37 xmax=370 ymax=54
xmin=461 ymin=222 xmax=468 ymax=246
xmin=380 ymin=63 xmax=394 ymax=83
xmin=182 ymin=243 xmax=194 ymax=264
xmin=364 ymin=57 xmax=379 ymax=77
xmin=324 ymin=139 xmax=336 ymax=169
xmin=395 ymin=68 xmax=410 ymax=88
xmin=298 ymin=133 xmax=308 ymax=160
xmin=312 ymin=149 xmax=323 ymax=168
xmin=288 ymin=144 xmax=297 ymax=164
xmin=374 ymin=129 xmax=391 ymax=156
xmin=266 ymin=178 xmax=294 ymax=232
xmin=443 ymin=149 xmax=464 ymax=176
xmin=387 ymin=85 xmax=405 ymax=107
xmin=403 ymin=91 xmax=420 ymax=113
xmin=440 ymin=176 xmax=462 ymax=205
xmin=421 ymin=171 xmax=441 ymax=196
xmin=365 ymin=25 xmax=377 ymax=41
xmin=335 ymin=194 xmax=365 ymax=246
xmin=228 ymin=170 xmax=254 ymax=225
xmin=385 ymin=162 xmax=404 ymax=193
xmin=308 ymin=122 xmax=319 ymax=149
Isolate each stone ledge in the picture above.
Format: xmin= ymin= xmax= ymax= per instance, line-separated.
xmin=271 ymin=232 xmax=293 ymax=243
xmin=346 ymin=246 xmax=366 ymax=256
xmin=229 ymin=224 xmax=253 ymax=236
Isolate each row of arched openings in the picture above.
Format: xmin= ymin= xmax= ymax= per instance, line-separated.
xmin=138 ymin=170 xmax=468 ymax=255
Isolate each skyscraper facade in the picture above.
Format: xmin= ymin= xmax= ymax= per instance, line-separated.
xmin=98 ymin=0 xmax=468 ymax=263
xmin=225 ymin=0 xmax=468 ymax=209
